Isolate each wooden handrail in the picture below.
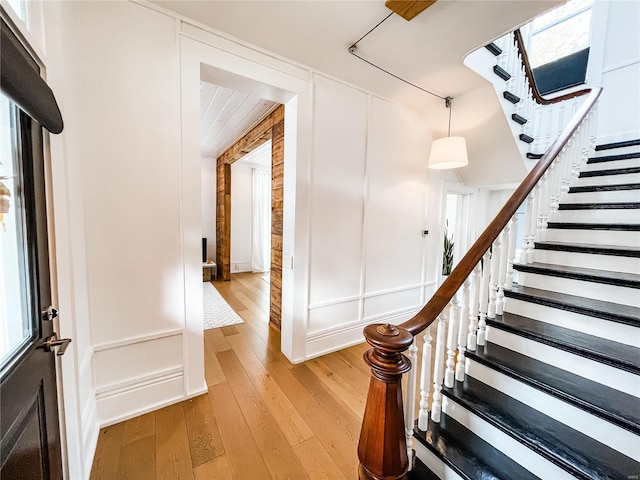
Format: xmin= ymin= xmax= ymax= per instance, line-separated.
xmin=401 ymin=89 xmax=600 ymax=338
xmin=357 ymin=27 xmax=602 ymax=480
xmin=513 ymin=29 xmax=591 ymax=105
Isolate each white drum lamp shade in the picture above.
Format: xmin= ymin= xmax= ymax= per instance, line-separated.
xmin=428 ymin=136 xmax=468 ymax=169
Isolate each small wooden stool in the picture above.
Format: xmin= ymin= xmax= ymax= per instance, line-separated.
xmin=202 ymin=262 xmax=217 ymax=282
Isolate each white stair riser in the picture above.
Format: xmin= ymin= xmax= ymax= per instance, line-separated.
xmin=503 ymin=297 xmax=639 ymax=347
xmin=466 ymin=359 xmax=640 ymax=460
xmin=583 ymin=158 xmax=640 ymax=172
xmin=549 ymin=208 xmax=640 ymax=224
xmin=531 ymin=249 xmax=640 ymax=275
xmin=441 ymin=397 xmax=572 ymax=479
xmin=574 ymin=173 xmax=640 ymax=186
xmin=514 ymin=271 xmax=640 ymax=308
xmin=562 ymin=189 xmax=640 ymax=204
xmin=486 ymin=327 xmax=640 ymax=397
xmin=543 ymin=228 xmax=640 ymax=247
xmin=413 ymin=441 xmax=465 ymax=480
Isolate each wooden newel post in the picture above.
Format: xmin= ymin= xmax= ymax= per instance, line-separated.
xmin=358 ymin=323 xmax=414 ymax=480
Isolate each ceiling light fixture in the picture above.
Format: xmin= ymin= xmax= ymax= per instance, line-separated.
xmin=428 ymin=97 xmax=468 ymax=169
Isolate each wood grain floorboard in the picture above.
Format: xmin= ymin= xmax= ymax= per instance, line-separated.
xmin=90 ymin=422 xmax=124 ymax=480
xmin=155 ymin=403 xmax=194 ymax=480
xmin=208 ymin=382 xmax=271 ymax=479
xmin=182 ymin=394 xmax=225 ymax=468
xmin=118 ymin=435 xmax=156 ymax=480
xmin=90 ymin=273 xmax=389 ymax=480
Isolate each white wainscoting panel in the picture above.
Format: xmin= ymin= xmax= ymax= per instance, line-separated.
xmin=364 ymin=98 xmax=430 ymax=294
xmin=363 ymin=287 xmax=423 ymax=321
xmin=93 ymin=333 xmax=183 ymax=394
xmin=307 ymin=299 xmax=361 ymax=336
xmin=308 ymin=74 xmax=367 ymax=306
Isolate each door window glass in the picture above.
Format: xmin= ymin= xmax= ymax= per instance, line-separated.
xmin=0 ymin=93 xmax=35 ymax=369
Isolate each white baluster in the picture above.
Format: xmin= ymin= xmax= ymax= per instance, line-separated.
xmin=418 ymin=326 xmax=432 ymax=431
xmin=467 ymin=263 xmax=481 ymax=352
xmin=431 ymin=311 xmax=447 ymax=422
xmin=496 ymin=227 xmax=509 ymax=316
xmin=525 ymin=185 xmax=538 ymax=263
xmin=404 ymin=337 xmax=418 ymax=469
xmin=488 ymin=235 xmax=501 ymax=318
xmin=506 ymin=215 xmax=518 ymax=289
xmin=537 ymin=171 xmax=549 ymax=239
xmin=478 ymin=251 xmax=491 ymax=346
xmin=456 ymin=278 xmax=471 ymax=382
xmin=444 ymin=297 xmax=459 ymax=388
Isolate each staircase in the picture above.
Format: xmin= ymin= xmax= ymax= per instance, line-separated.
xmin=410 ymin=139 xmax=640 ymax=479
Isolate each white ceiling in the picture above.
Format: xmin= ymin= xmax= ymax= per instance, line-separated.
xmin=156 ymin=0 xmax=559 ymax=112
xmin=235 ymin=139 xmax=272 ymax=168
xmin=200 ymin=81 xmax=277 ymax=158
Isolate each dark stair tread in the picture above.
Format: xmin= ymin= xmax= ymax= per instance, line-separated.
xmin=493 ymin=65 xmax=511 ymax=81
xmin=579 ymin=166 xmax=640 ymax=177
xmin=514 ymin=261 xmax=640 ymax=288
xmin=519 ymin=133 xmax=534 ymax=144
xmin=414 ymin=414 xmax=540 ymax=480
xmin=534 ymin=241 xmax=640 ymax=258
xmin=527 ymin=153 xmax=543 ymax=160
xmin=558 ymin=202 xmax=640 ymax=210
xmin=486 ymin=312 xmax=640 ymax=375
xmin=569 ymin=183 xmax=640 ymax=193
xmin=408 ymin=457 xmax=439 ymax=480
xmin=442 ymin=377 xmax=640 ymax=480
xmin=547 ymin=222 xmax=640 ymax=231
xmin=512 ymin=113 xmax=527 ymax=125
xmin=596 ymin=139 xmax=640 ymax=151
xmin=588 ymin=152 xmax=640 ymax=163
xmin=505 ymin=284 xmax=640 ymax=326
xmin=503 ymin=91 xmax=520 ymax=104
xmin=485 ymin=43 xmax=502 ymax=56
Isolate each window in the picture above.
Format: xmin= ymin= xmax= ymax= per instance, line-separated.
xmin=528 ymin=0 xmax=594 ymax=68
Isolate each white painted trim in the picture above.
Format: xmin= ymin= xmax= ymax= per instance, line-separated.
xmin=414 ymin=440 xmax=465 ymax=480
xmin=442 ymin=397 xmax=573 ymax=479
xmin=80 ymin=397 xmax=99 ymax=479
xmin=466 ymin=359 xmax=640 ymax=459
xmin=308 ymin=281 xmax=436 ymax=310
xmin=92 ymin=329 xmax=182 ymax=352
xmin=597 ymin=129 xmax=640 ymax=146
xmin=98 ymin=376 xmax=208 ymax=428
xmin=602 ymin=57 xmax=640 ymax=75
xmin=95 ymin=366 xmax=184 ymax=397
xmin=487 ymin=329 xmax=640 ymax=397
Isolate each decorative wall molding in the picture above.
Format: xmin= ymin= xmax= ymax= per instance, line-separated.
xmin=95 ymin=366 xmax=184 ymax=397
xmin=602 ymin=57 xmax=640 ymax=74
xmin=308 ymin=281 xmax=436 ymax=310
xmin=92 ymin=328 xmax=182 ymax=352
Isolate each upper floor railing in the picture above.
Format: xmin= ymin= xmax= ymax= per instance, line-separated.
xmin=356 ymin=28 xmax=602 ymax=480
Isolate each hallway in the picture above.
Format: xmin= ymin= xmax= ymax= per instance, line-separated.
xmin=89 ymin=273 xmax=370 ymax=479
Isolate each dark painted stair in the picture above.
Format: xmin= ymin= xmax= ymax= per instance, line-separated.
xmin=442 ymin=377 xmax=640 ymax=480
xmin=596 ymin=139 xmax=640 ymax=151
xmin=558 ymin=202 xmax=640 ymax=210
xmin=485 ymin=42 xmax=502 ymax=56
xmin=547 ymin=221 xmax=640 ymax=231
xmin=579 ymin=166 xmax=640 ymax=177
xmin=485 ymin=312 xmax=640 ymax=374
xmin=569 ymin=183 xmax=640 ymax=193
xmin=534 ymin=240 xmax=640 ymax=258
xmin=588 ymin=152 xmax=640 ymax=163
xmin=504 ymin=284 xmax=640 ymax=326
xmin=514 ymin=262 xmax=640 ymax=288
xmin=413 ymin=414 xmax=540 ymax=480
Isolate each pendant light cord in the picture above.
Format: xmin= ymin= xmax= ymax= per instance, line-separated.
xmin=348 ymin=12 xmax=448 ymax=102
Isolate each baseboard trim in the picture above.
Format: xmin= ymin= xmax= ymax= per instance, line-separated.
xmin=81 ymin=397 xmax=99 ymax=479
xmin=95 ymin=367 xmax=184 ymax=397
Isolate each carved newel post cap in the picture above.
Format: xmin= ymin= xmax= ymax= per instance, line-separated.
xmin=364 ymin=323 xmax=413 ymax=351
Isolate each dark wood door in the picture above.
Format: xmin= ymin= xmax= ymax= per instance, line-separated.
xmin=0 ymin=94 xmax=64 ymax=479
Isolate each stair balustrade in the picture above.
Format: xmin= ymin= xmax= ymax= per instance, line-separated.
xmin=357 ymin=28 xmax=602 ymax=480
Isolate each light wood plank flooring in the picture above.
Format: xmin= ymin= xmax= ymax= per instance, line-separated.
xmin=90 ymin=273 xmax=376 ymax=479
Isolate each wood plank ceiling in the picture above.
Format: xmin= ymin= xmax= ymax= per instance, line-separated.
xmin=200 ymin=81 xmax=277 ymax=159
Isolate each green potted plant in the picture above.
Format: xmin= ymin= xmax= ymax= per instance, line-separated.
xmin=442 ymin=221 xmax=454 ymax=276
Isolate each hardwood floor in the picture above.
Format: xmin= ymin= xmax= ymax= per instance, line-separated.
xmin=90 ymin=273 xmax=375 ymax=480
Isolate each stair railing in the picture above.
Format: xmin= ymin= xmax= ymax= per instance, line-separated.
xmin=357 ymin=28 xmax=602 ymax=480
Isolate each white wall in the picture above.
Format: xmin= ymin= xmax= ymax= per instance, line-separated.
xmin=306 ymin=74 xmax=437 ymax=356
xmin=201 ymin=157 xmax=216 ymax=261
xmin=592 ymin=0 xmax=640 ymax=143
xmin=230 ymin=161 xmax=252 ymax=272
xmin=44 ymin=1 xmax=451 ymax=471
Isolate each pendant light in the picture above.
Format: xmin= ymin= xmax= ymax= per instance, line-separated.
xmin=428 ymin=97 xmax=468 ymax=169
